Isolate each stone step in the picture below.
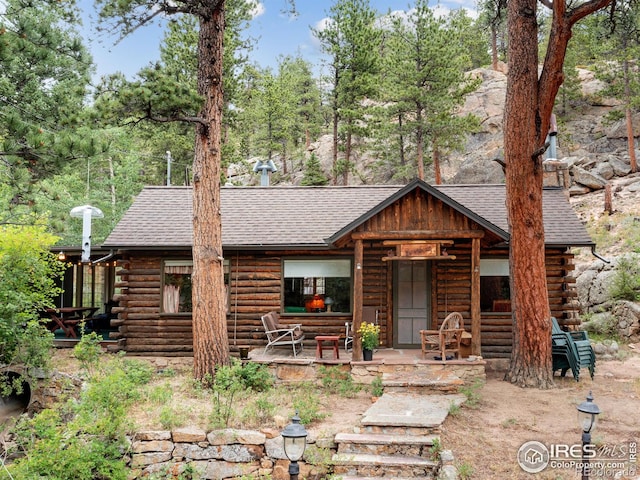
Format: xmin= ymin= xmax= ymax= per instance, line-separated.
xmin=335 ymin=432 xmax=439 ymax=457
xmin=332 ymin=452 xmax=438 ymax=478
xmin=381 ymin=370 xmax=464 ymax=394
xmin=359 ymin=424 xmax=440 ymax=436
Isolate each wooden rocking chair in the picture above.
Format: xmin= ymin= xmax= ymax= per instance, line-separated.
xmin=420 ymin=312 xmax=465 ymax=361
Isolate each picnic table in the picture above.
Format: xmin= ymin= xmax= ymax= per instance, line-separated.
xmin=44 ymin=307 xmax=99 ymax=338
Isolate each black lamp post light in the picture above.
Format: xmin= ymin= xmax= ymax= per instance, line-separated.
xmin=281 ymin=412 xmax=308 ymax=480
xmin=576 ymin=391 xmax=601 ymax=480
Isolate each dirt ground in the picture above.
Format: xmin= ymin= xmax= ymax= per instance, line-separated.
xmin=49 ymin=348 xmax=639 ymax=479
xmin=441 ymin=348 xmax=640 ymax=480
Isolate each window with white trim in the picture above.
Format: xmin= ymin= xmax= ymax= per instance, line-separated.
xmin=480 ymin=258 xmax=511 ymax=312
xmin=283 ymin=259 xmax=352 ymax=313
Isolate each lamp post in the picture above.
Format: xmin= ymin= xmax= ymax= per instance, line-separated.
xmin=281 ymin=412 xmax=308 ymax=480
xmin=577 ymin=391 xmax=600 ymax=480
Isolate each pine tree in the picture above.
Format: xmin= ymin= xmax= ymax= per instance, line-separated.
xmin=379 ymin=0 xmax=480 ymax=182
xmin=592 ymin=3 xmax=640 ymax=173
xmin=0 ymin=0 xmax=93 ymax=220
xmin=313 ymin=0 xmax=381 ymax=185
xmin=301 ymin=153 xmax=329 ymax=186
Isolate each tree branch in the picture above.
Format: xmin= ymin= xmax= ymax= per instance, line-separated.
xmin=125 ymin=114 xmax=207 ymax=127
xmin=567 ymin=0 xmax=614 ymax=26
xmin=538 ymin=0 xmax=612 ymax=142
xmin=532 ymin=141 xmax=550 ymax=160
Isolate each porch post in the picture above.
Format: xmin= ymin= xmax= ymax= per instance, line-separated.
xmin=471 ymin=237 xmax=481 ymax=356
xmin=352 ymin=239 xmax=364 ymax=361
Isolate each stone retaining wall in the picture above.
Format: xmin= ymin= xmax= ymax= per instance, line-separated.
xmin=127 ymin=427 xmax=332 ymax=480
xmin=256 ymin=357 xmax=486 ymax=385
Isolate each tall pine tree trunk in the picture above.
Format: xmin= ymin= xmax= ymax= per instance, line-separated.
xmin=503 ymin=0 xmax=553 ymax=388
xmin=344 ymin=129 xmax=352 ymax=185
xmin=491 ymin=25 xmax=499 ymax=71
xmin=502 ymin=0 xmax=611 ymax=388
xmin=192 ymin=1 xmax=230 ymax=380
xmin=433 ymin=139 xmax=441 ymax=185
xmin=416 ymin=111 xmax=425 ymax=180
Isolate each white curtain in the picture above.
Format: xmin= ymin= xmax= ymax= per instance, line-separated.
xmin=163 ymin=284 xmax=180 ymax=313
xmin=163 ymin=264 xmax=192 ymax=313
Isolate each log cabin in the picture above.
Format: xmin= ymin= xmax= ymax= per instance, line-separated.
xmin=101 ymin=179 xmax=594 ymax=358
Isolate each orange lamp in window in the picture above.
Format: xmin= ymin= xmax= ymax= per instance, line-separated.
xmin=310 ymin=294 xmax=325 ymax=312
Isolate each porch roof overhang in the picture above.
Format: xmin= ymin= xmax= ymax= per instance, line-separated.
xmin=325 ymin=179 xmax=510 ymax=247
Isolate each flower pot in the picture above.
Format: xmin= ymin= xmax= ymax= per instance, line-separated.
xmin=239 ymin=346 xmax=250 ymax=360
xmin=363 ymin=349 xmax=373 ymax=361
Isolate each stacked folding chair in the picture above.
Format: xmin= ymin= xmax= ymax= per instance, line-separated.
xmin=551 ymin=317 xmax=596 ymax=381
xmin=568 ymin=329 xmax=597 ymax=379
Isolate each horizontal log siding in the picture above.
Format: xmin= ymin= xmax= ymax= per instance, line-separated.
xmin=363 ymin=245 xmax=390 ymax=346
xmin=476 ymin=247 xmax=579 ymax=358
xmin=112 ymin=225 xmax=577 ymax=358
xmin=227 ymin=254 xmax=280 ymax=351
xmin=114 ymin=255 xmax=194 ymax=354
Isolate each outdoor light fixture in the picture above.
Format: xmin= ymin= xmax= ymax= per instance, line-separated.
xmin=281 ymin=411 xmax=308 ymax=480
xmin=57 ymin=251 xmax=66 ymax=261
xmin=577 ymin=391 xmax=600 ymax=480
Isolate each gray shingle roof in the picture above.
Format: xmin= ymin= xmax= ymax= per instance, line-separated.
xmin=101 ymin=183 xmax=593 ymax=250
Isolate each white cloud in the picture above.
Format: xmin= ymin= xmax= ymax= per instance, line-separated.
xmin=250 ymin=1 xmax=265 ymax=19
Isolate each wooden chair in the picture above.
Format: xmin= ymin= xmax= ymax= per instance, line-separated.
xmin=261 ymin=311 xmax=305 ymax=357
xmin=344 ymin=322 xmax=353 ymax=352
xmin=420 ymin=312 xmax=465 ymax=361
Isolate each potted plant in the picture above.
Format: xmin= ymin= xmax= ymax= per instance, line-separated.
xmin=358 ymin=322 xmax=380 ymax=361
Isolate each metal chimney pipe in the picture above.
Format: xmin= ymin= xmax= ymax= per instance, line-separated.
xmin=70 ymin=205 xmax=104 ymax=262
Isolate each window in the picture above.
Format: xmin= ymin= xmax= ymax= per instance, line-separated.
xmin=163 ymin=260 xmax=193 ymax=313
xmin=480 ymin=259 xmax=511 ymax=312
xmin=283 ymin=259 xmax=351 ymax=313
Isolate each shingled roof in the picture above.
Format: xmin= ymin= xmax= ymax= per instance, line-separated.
xmin=102 ymin=181 xmax=594 ymax=250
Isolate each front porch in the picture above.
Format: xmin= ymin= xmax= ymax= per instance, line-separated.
xmin=247 ymin=347 xmax=486 ymax=392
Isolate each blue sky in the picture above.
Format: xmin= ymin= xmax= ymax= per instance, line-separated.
xmin=81 ymin=0 xmax=477 ymax=81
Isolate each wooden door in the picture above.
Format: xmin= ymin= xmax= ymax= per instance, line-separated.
xmin=394 ymin=261 xmax=430 ymax=348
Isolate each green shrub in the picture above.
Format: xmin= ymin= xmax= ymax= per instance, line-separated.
xmin=0 ymin=224 xmax=62 ymax=395
xmin=74 ymin=331 xmax=103 ymax=377
xmin=370 ymin=375 xmax=384 ymax=397
xmin=459 ymin=379 xmax=484 ymax=408
xmin=429 ymin=437 xmax=442 ymax=461
xmin=1 ymin=356 xmax=152 ymax=480
xmin=610 ymin=257 xmax=640 ymax=302
xmin=240 ymin=392 xmax=276 ymax=427
xmin=237 ymin=360 xmax=273 ymax=391
xmin=159 ymin=404 xmax=190 ymax=430
xmin=317 ymin=365 xmax=362 ymax=397
xmin=207 ymin=360 xmax=274 ymax=428
xmin=291 ymin=385 xmax=326 ymax=424
xmin=147 ymin=382 xmax=174 ymax=404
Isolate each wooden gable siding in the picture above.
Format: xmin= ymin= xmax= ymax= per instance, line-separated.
xmin=355 ymin=188 xmax=477 ymax=234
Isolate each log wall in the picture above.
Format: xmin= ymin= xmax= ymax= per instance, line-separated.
xmin=111 ymin=246 xmax=578 ymax=358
